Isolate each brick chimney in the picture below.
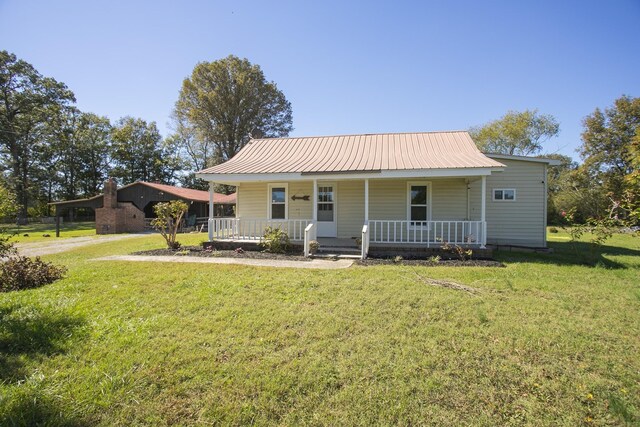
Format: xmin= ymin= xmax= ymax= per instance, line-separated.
xmin=103 ymin=178 xmax=118 ymax=208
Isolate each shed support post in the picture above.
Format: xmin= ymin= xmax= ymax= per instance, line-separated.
xmin=480 ymin=175 xmax=487 ymax=248
xmin=364 ymin=178 xmax=369 ymax=224
xmin=55 ymin=207 xmax=60 ymax=238
xmin=208 ymin=182 xmax=215 ymax=241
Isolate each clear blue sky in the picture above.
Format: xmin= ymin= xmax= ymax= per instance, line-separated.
xmin=1 ymin=0 xmax=638 ymax=160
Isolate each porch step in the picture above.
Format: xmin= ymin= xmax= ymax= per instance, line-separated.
xmin=313 ymin=253 xmax=361 ymax=260
xmin=317 ymin=246 xmax=360 ymax=256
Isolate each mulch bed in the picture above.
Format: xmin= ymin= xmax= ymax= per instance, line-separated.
xmin=356 ymin=258 xmax=505 ymax=267
xmin=133 ymin=246 xmax=310 ymax=261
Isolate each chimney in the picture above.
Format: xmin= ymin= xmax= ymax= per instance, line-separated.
xmin=103 ymin=178 xmax=118 ymax=208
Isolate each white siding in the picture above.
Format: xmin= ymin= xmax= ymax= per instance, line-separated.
xmin=470 ymin=159 xmax=547 ymax=247
xmin=337 ymin=180 xmax=364 ymax=238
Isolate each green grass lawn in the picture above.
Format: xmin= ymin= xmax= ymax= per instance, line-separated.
xmin=1 ymin=229 xmax=639 ymax=425
xmin=1 ymin=221 xmax=96 ymax=243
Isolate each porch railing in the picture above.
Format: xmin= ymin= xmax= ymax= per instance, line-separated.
xmin=369 ymin=220 xmax=486 ymax=247
xmin=208 ymin=218 xmax=312 ymax=241
xmin=303 ymin=223 xmax=317 ymax=257
xmin=361 ymin=224 xmax=370 ymax=260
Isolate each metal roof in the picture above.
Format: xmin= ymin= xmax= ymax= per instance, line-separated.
xmin=198 ymin=131 xmax=505 ymax=175
xmin=50 ymin=182 xmax=236 ymax=206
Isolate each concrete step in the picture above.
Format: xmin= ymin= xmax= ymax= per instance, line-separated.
xmin=313 ymin=253 xmax=361 ymax=260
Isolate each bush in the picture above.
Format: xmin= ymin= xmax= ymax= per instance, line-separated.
xmin=151 ymin=200 xmax=189 ymax=249
xmin=441 ymin=242 xmax=473 ymax=261
xmin=0 ymin=256 xmax=67 ymax=292
xmin=308 ymin=240 xmax=320 ymax=254
xmin=260 ymin=226 xmax=291 ymax=253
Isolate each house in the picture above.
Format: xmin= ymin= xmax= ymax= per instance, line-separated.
xmin=50 ymin=179 xmax=236 ymax=235
xmin=195 ymin=131 xmax=559 ymax=258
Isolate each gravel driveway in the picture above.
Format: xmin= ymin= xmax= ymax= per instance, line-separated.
xmin=15 ymin=234 xmax=146 ymax=257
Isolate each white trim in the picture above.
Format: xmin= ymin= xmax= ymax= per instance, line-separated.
xmin=492 ymin=188 xmax=516 ymax=202
xmin=316 ymin=181 xmax=337 ymax=237
xmin=487 ymin=153 xmax=562 ymax=165
xmin=267 ymin=183 xmax=288 ymax=219
xmin=196 ymin=167 xmax=504 ymax=184
xmin=406 ymin=181 xmax=432 ymax=224
xmin=364 ymin=178 xmax=369 ymax=223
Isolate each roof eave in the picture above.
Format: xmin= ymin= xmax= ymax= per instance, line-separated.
xmin=196 ymin=167 xmax=505 ymax=184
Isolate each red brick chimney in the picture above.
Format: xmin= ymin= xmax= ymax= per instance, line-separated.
xmin=103 ymin=178 xmax=118 ymax=208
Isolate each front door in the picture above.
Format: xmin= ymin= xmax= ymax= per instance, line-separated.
xmin=317 ymin=183 xmax=337 ymax=237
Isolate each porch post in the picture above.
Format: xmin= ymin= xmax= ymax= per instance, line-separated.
xmin=364 ymin=178 xmax=369 ymax=224
xmin=208 ymin=182 xmax=215 ymax=241
xmin=480 ymin=175 xmax=487 ymax=248
xmin=312 ymin=179 xmax=317 ymax=222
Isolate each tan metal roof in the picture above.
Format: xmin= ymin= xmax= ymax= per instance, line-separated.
xmin=198 ymin=131 xmax=504 ymax=175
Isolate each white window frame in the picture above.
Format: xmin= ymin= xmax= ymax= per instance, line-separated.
xmin=492 ymin=188 xmax=516 ymax=202
xmin=267 ymin=183 xmax=288 ymax=219
xmin=406 ymin=181 xmax=432 ymax=226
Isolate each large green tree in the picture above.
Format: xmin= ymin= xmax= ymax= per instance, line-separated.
xmin=51 ymin=109 xmax=112 ymax=199
xmin=111 ymin=117 xmax=181 ymax=185
xmin=470 ymin=110 xmax=560 ymax=156
xmin=580 ymin=95 xmax=640 ymax=199
xmin=0 ymin=50 xmax=75 ymax=222
xmin=174 ymin=55 xmax=293 ymax=165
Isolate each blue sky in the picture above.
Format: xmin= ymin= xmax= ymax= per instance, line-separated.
xmin=1 ymin=0 xmax=638 ymax=160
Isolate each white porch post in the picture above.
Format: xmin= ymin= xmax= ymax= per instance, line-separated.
xmin=364 ymin=178 xmax=369 ymax=224
xmin=208 ymin=182 xmax=215 ymax=241
xmin=312 ymin=179 xmax=317 ymax=222
xmin=480 ymin=175 xmax=487 ymax=248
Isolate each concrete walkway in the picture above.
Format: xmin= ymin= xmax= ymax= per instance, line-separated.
xmin=15 ymin=234 xmax=146 ymax=257
xmin=94 ymin=255 xmax=354 ymax=269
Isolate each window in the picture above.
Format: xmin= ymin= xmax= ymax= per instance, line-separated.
xmin=268 ymin=184 xmax=288 ymax=219
xmin=407 ymin=181 xmax=431 ymax=225
xmin=493 ymin=188 xmax=516 ymax=201
xmin=317 ymin=185 xmax=334 ymax=222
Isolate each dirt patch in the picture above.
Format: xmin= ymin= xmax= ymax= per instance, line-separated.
xmin=356 ymin=258 xmax=504 ymax=267
xmin=133 ymin=246 xmax=311 ymax=262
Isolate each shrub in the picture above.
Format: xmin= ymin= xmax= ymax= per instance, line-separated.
xmin=441 ymin=242 xmax=473 ymax=261
xmin=308 ymin=240 xmax=320 ymax=254
xmin=0 ymin=256 xmax=67 ymax=292
xmin=428 ymin=255 xmax=441 ymax=264
xmin=260 ymin=226 xmax=291 ymax=253
xmin=151 ymin=200 xmax=189 ymax=249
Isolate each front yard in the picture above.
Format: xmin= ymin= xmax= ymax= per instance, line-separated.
xmin=1 ymin=229 xmax=638 ymax=425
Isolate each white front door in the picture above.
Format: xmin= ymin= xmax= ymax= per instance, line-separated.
xmin=316 ymin=183 xmax=337 ymax=237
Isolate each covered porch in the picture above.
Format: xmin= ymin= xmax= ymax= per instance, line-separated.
xmin=204 ymin=173 xmax=491 ymax=259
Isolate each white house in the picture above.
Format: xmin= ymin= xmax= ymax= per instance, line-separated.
xmin=195 ymin=131 xmax=559 ymax=258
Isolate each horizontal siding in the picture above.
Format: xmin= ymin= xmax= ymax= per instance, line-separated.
xmin=237 ymin=182 xmax=267 ymax=218
xmin=289 ymin=181 xmax=313 ymax=220
xmin=470 ymin=159 xmax=546 ymax=247
xmin=432 ymin=178 xmax=467 ymax=220
xmin=337 ymin=181 xmax=364 ymax=238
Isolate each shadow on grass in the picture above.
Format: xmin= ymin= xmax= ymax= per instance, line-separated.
xmin=496 ymin=240 xmax=640 ymax=269
xmin=0 ymin=392 xmax=86 ymax=427
xmin=0 ymin=304 xmax=85 ymax=383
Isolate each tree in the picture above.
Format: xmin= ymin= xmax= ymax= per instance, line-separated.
xmin=0 ymin=182 xmax=18 ymax=221
xmin=470 ymin=110 xmax=560 ymax=156
xmin=174 ymin=55 xmax=293 ymax=165
xmin=111 ymin=116 xmax=179 ymax=185
xmin=580 ymin=95 xmax=640 ymax=200
xmin=151 ymin=200 xmax=189 ymax=249
xmin=0 ymin=50 xmax=75 ymax=223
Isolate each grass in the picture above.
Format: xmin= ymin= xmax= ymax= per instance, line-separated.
xmin=1 ymin=221 xmax=97 ymax=243
xmin=0 ymin=229 xmax=639 ymax=425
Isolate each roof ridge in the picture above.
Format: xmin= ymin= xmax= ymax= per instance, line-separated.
xmin=250 ymin=130 xmax=469 ymax=142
